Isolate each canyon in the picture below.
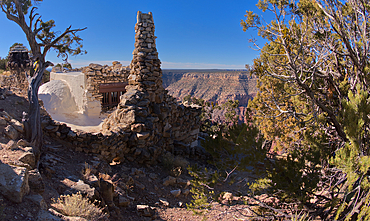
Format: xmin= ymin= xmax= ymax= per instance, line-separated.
xmin=163 ymin=69 xmax=257 ymax=106
xmin=162 ymin=69 xmax=258 ymax=121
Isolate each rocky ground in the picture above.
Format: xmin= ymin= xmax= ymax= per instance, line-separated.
xmin=0 ymin=86 xmax=262 ymax=221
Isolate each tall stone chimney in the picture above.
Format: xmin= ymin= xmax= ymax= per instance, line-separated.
xmin=127 ymin=11 xmax=164 ymax=103
xmin=101 ymin=11 xmax=201 ymax=164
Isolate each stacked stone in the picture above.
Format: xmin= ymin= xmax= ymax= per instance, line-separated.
xmin=40 ymin=102 xmax=203 ymax=164
xmin=37 ymin=11 xmax=195 ymax=164
xmin=100 ymin=11 xmax=202 ymax=164
xmin=82 ymin=62 xmax=130 ymax=102
xmin=0 ymin=71 xmax=28 ymax=90
xmin=127 ymin=11 xmax=164 ymax=102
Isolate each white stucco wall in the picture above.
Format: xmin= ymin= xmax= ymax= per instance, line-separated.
xmin=50 ymin=72 xmax=86 ymax=111
xmin=49 ymin=71 xmax=101 ymax=117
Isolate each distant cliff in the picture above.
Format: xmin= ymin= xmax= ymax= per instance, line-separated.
xmin=162 ymin=70 xmax=257 ymax=107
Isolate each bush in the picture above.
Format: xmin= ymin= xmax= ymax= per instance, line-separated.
xmin=162 ymin=152 xmax=189 ymax=176
xmin=0 ymin=57 xmax=7 ymax=71
xmin=51 ymin=192 xmax=107 ymax=220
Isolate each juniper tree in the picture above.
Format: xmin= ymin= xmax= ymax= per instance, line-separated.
xmin=0 ymin=0 xmax=86 ymax=165
xmin=242 ymin=0 xmax=370 ymax=219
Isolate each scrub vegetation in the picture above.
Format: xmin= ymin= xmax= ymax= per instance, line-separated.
xmin=188 ymin=0 xmax=370 ymax=220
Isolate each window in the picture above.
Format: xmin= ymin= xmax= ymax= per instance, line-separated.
xmin=99 ymin=82 xmax=127 ymax=107
xmin=111 ymin=91 xmax=118 ymax=103
xmin=102 ymin=92 xmax=109 ymax=105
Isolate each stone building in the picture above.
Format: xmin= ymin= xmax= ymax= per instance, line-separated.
xmin=49 ymin=62 xmax=130 ymax=116
xmin=38 ymin=11 xmax=202 ymax=164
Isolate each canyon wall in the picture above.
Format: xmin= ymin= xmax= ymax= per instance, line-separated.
xmin=163 ymin=70 xmax=257 ymax=107
xmin=163 ymin=70 xmax=257 ymax=122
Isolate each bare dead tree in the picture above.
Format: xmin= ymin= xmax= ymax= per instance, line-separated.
xmin=1 ymin=0 xmax=86 ymax=165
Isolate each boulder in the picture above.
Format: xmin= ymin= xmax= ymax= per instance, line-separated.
xmin=0 ymin=164 xmax=29 ymax=203
xmin=25 ymin=194 xmax=47 ymax=209
xmin=18 ymin=152 xmax=36 ymax=169
xmin=69 ymin=180 xmax=97 ymax=200
xmin=4 ymin=125 xmax=18 ymax=140
xmin=5 ymin=140 xmax=18 ymax=150
xmin=17 ymin=139 xmax=30 ymax=147
xmin=28 ymin=169 xmax=45 ymax=194
xmin=11 ymin=119 xmax=24 ymax=133
xmin=162 ymin=176 xmax=176 ymax=186
xmin=170 ymin=189 xmax=181 ymax=197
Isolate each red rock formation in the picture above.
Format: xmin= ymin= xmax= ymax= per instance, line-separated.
xmin=163 ymin=70 xmax=257 ymax=122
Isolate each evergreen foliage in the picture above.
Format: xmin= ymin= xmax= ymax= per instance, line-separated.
xmin=0 ymin=57 xmax=7 ymax=70
xmin=240 ymin=0 xmax=370 ymax=219
xmin=188 ymin=0 xmax=370 ymax=220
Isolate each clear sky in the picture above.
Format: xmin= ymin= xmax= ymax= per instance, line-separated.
xmin=0 ymin=0 xmax=265 ymax=69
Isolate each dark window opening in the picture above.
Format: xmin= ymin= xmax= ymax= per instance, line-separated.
xmin=111 ymin=91 xmax=118 ymax=103
xmin=99 ymin=82 xmax=127 ymax=108
xmin=102 ymin=92 xmax=109 ymax=105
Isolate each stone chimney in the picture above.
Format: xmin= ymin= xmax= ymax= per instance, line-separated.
xmin=103 ymin=11 xmax=165 ymax=134
xmin=100 ymin=11 xmax=201 ymax=164
xmin=127 ymin=11 xmax=164 ymax=103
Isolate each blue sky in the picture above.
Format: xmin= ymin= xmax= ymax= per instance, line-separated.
xmin=0 ymin=1 xmax=265 ymax=69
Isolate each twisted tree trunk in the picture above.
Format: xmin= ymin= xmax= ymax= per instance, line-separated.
xmin=24 ymin=61 xmax=50 ymax=165
xmin=2 ymin=1 xmax=85 ymax=167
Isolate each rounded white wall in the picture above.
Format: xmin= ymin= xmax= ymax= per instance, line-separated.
xmin=39 ymin=80 xmax=79 ymax=115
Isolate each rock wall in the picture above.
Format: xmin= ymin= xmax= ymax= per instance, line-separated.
xmin=164 ymin=71 xmax=257 ymax=106
xmin=0 ymin=71 xmax=28 ymax=90
xmin=81 ymin=62 xmax=130 ymax=106
xmin=41 ymin=11 xmax=202 ymax=164
xmin=50 ymin=62 xmax=130 ymax=116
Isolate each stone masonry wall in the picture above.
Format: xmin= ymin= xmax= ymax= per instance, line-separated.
xmin=41 ymin=11 xmax=202 ymax=165
xmin=82 ymin=62 xmax=130 ymax=106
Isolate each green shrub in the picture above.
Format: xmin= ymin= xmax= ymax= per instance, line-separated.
xmin=0 ymin=57 xmax=7 ymax=71
xmin=187 ymin=165 xmax=221 ymax=213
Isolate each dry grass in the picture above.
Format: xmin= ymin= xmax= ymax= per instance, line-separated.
xmin=51 ymin=192 xmax=108 ymax=220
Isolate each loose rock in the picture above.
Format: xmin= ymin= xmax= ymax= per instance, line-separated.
xmin=11 ymin=119 xmax=24 ymax=133
xmin=159 ymin=198 xmax=170 ymax=207
xmin=5 ymin=140 xmax=18 ymax=150
xmin=18 ymin=152 xmax=36 ymax=169
xmin=28 ymin=169 xmax=45 ymax=194
xmin=118 ymin=195 xmax=130 ymax=207
xmin=0 ymin=164 xmax=29 ymax=203
xmin=163 ymin=176 xmax=176 ymax=186
xmin=170 ymin=189 xmax=181 ymax=197
xmin=4 ymin=125 xmax=18 ymax=140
